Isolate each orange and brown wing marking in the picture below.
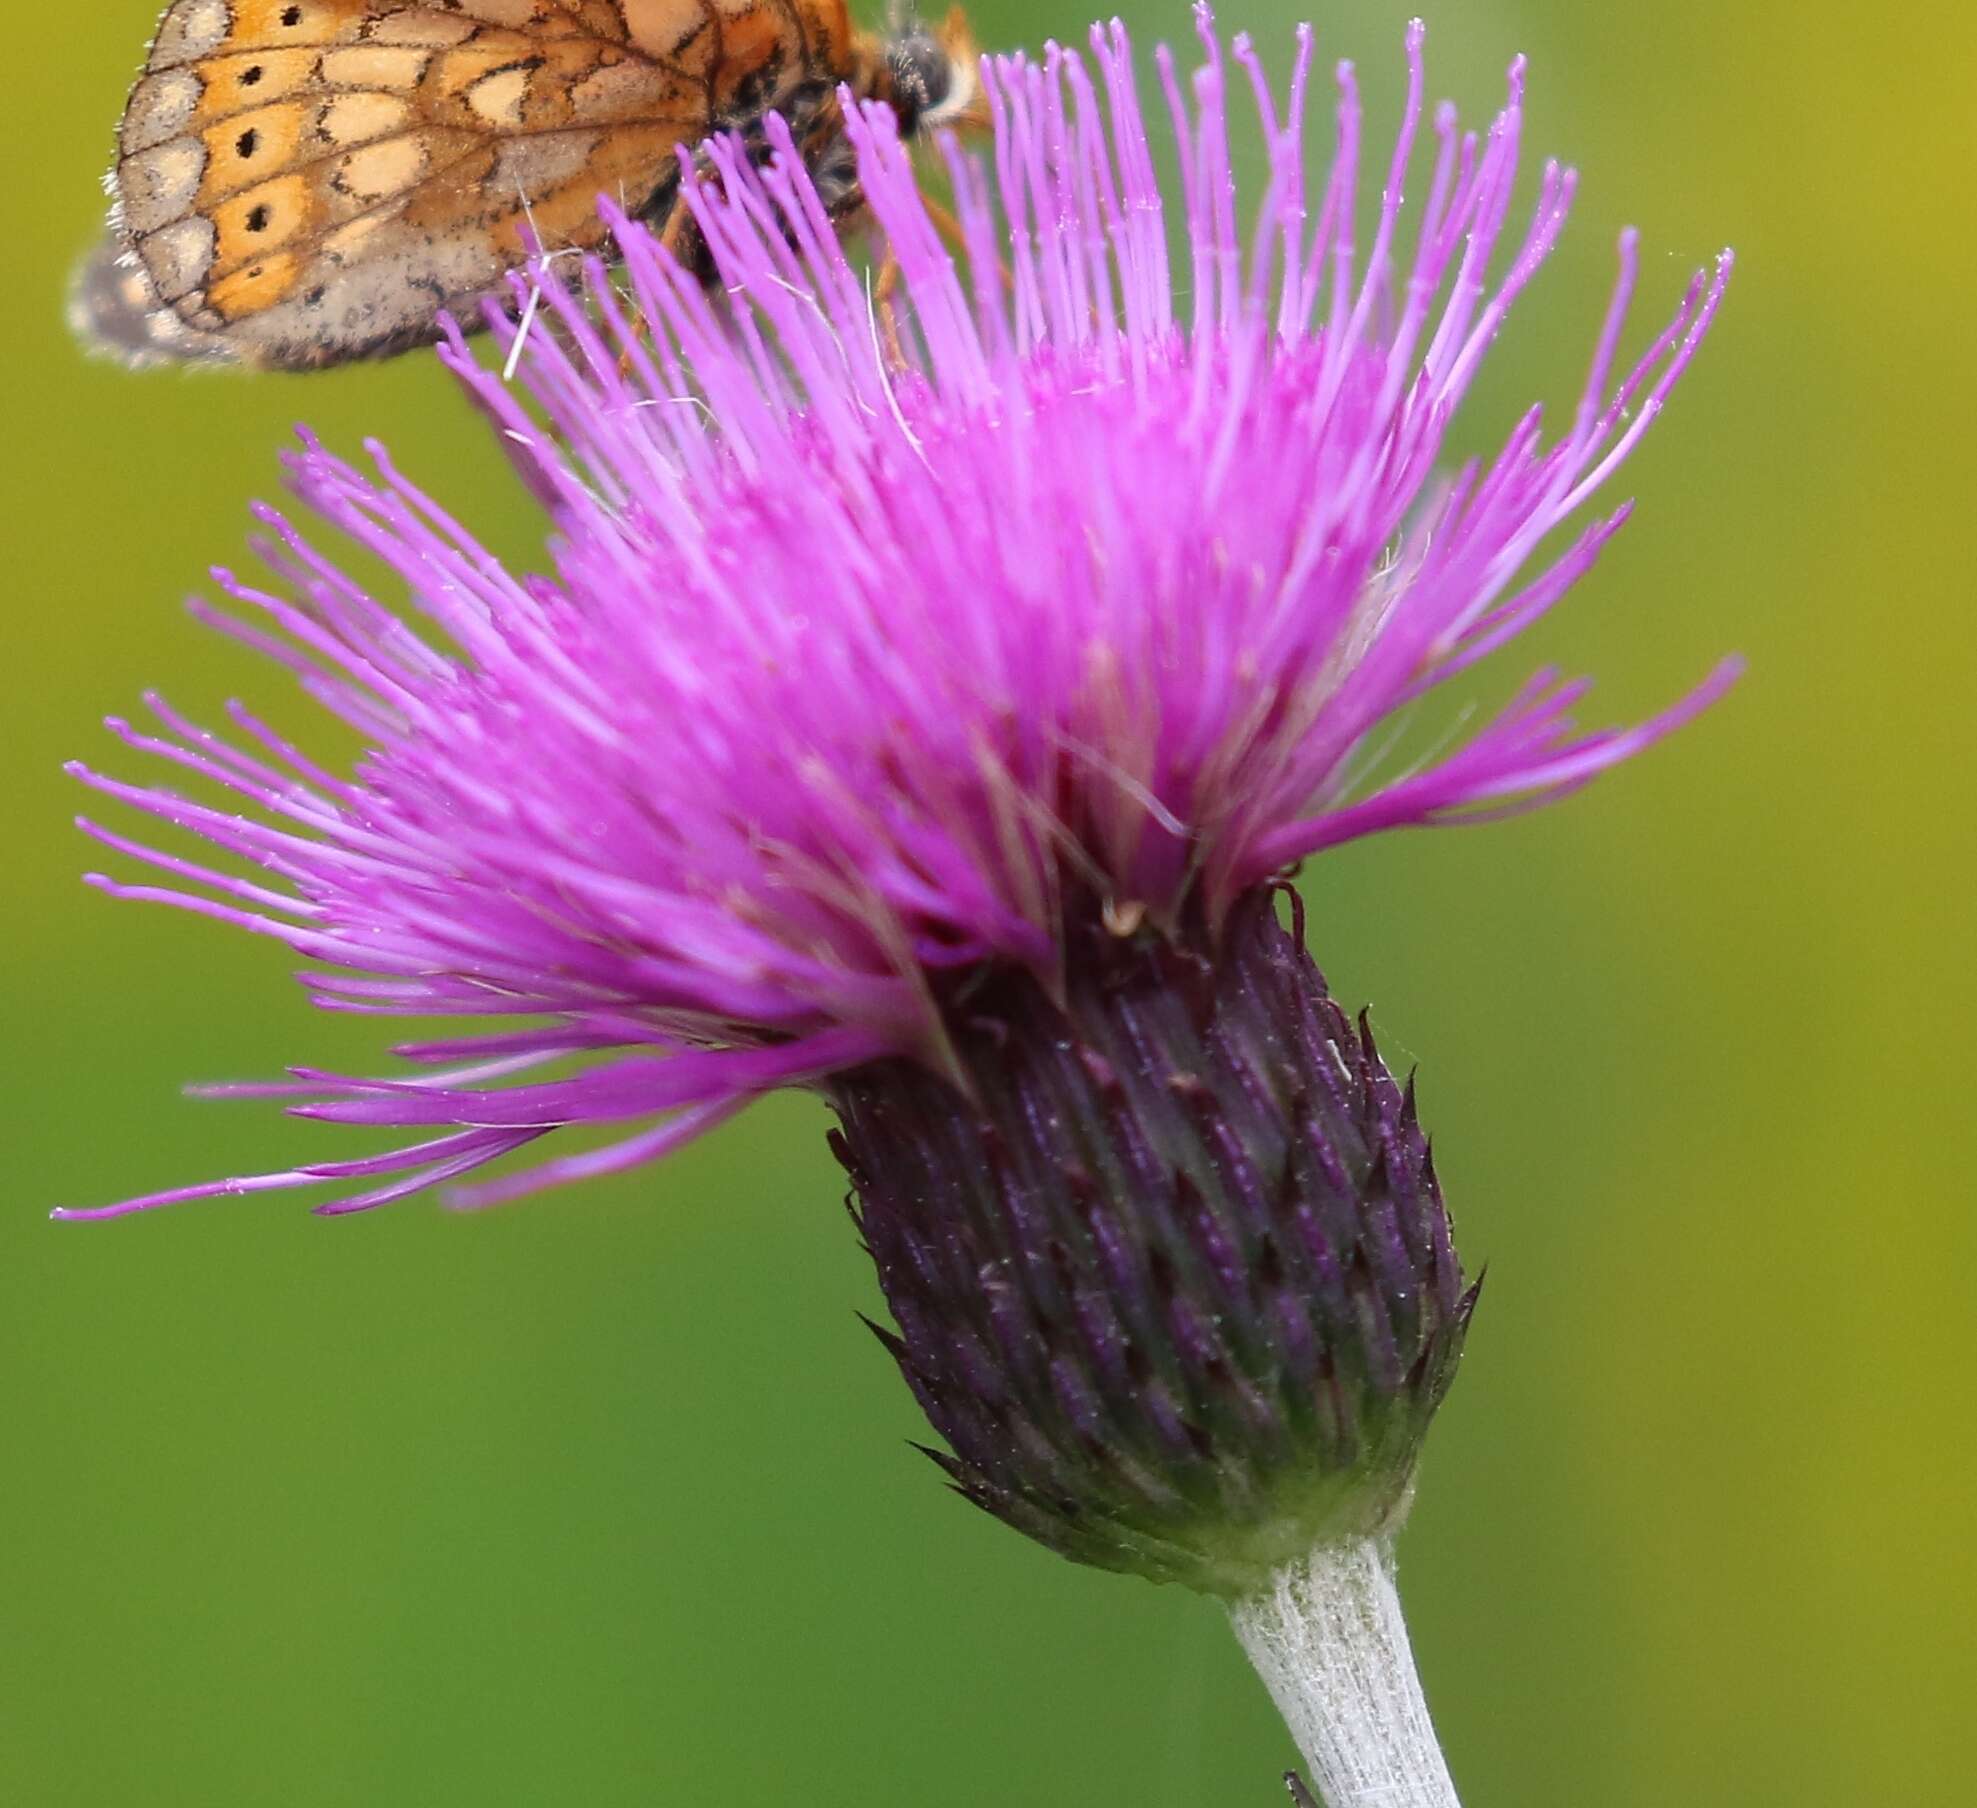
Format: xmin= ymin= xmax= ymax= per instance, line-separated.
xmin=101 ymin=0 xmax=805 ymax=369
xmin=600 ymin=0 xmax=852 ymax=89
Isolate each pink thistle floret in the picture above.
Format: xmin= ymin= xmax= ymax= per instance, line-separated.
xmin=63 ymin=10 xmax=1736 ymax=1219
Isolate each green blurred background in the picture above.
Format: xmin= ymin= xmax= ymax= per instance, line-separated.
xmin=6 ymin=1 xmax=1973 ymax=1802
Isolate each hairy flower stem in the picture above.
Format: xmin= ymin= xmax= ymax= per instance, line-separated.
xmin=1229 ymin=1536 xmax=1460 ymax=1808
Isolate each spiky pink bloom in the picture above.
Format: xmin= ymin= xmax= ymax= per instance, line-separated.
xmin=64 ymin=11 xmax=1734 ymax=1220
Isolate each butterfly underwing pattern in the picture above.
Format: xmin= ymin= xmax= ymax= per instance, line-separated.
xmin=74 ymin=0 xmax=980 ymax=370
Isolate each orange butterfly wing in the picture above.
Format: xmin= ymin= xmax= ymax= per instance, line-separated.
xmin=87 ymin=0 xmax=849 ymax=369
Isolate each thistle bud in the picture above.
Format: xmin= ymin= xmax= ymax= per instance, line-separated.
xmin=829 ymin=890 xmax=1477 ymax=1598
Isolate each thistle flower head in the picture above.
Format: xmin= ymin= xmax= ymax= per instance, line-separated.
xmin=67 ymin=12 xmax=1730 ymax=1221
xmin=67 ymin=7 xmax=1733 ymax=1587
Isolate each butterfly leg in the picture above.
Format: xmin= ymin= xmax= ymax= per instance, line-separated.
xmin=614 ymin=198 xmax=704 ymax=378
xmin=873 ymin=245 xmax=911 ymax=369
xmin=658 ymin=198 xmax=698 ymax=263
xmin=920 ymin=189 xmax=1016 ymax=299
xmin=868 ymin=186 xmax=1015 ymax=369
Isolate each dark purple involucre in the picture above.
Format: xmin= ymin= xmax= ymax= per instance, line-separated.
xmin=831 ymin=888 xmax=1477 ymax=1591
xmin=65 ymin=11 xmax=1734 ymax=1219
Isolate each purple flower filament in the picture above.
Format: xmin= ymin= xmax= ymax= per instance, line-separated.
xmin=63 ymin=9 xmax=1735 ymax=1220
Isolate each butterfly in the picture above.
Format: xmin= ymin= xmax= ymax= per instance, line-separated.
xmin=73 ymin=0 xmax=982 ymax=370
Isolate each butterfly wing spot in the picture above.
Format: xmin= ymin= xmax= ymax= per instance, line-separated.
xmin=229 ymin=0 xmax=320 ymax=35
xmin=144 ymin=216 xmax=220 ymax=306
xmin=322 ymin=212 xmax=388 ymax=260
xmin=199 ymin=103 xmax=306 ymax=198
xmin=430 ymin=42 xmax=537 ymax=102
xmin=334 ymin=135 xmax=434 ymax=205
xmin=320 ymin=46 xmax=433 ymax=90
xmin=152 ymin=0 xmax=231 ymax=69
xmin=202 ymin=49 xmax=321 ymax=109
xmin=205 ymin=172 xmax=316 ymax=283
xmin=209 ymin=249 xmax=303 ymax=317
xmin=621 ymin=0 xmax=727 ymax=60
xmin=120 ymin=139 xmax=209 ymax=235
xmin=570 ymin=58 xmax=674 ymax=114
xmin=366 ymin=13 xmax=481 ymax=51
xmin=463 ymin=0 xmax=552 ymax=29
xmin=320 ymin=92 xmax=415 ymax=146
xmin=125 ymin=70 xmax=205 ymax=153
xmin=466 ymin=66 xmax=534 ymax=127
